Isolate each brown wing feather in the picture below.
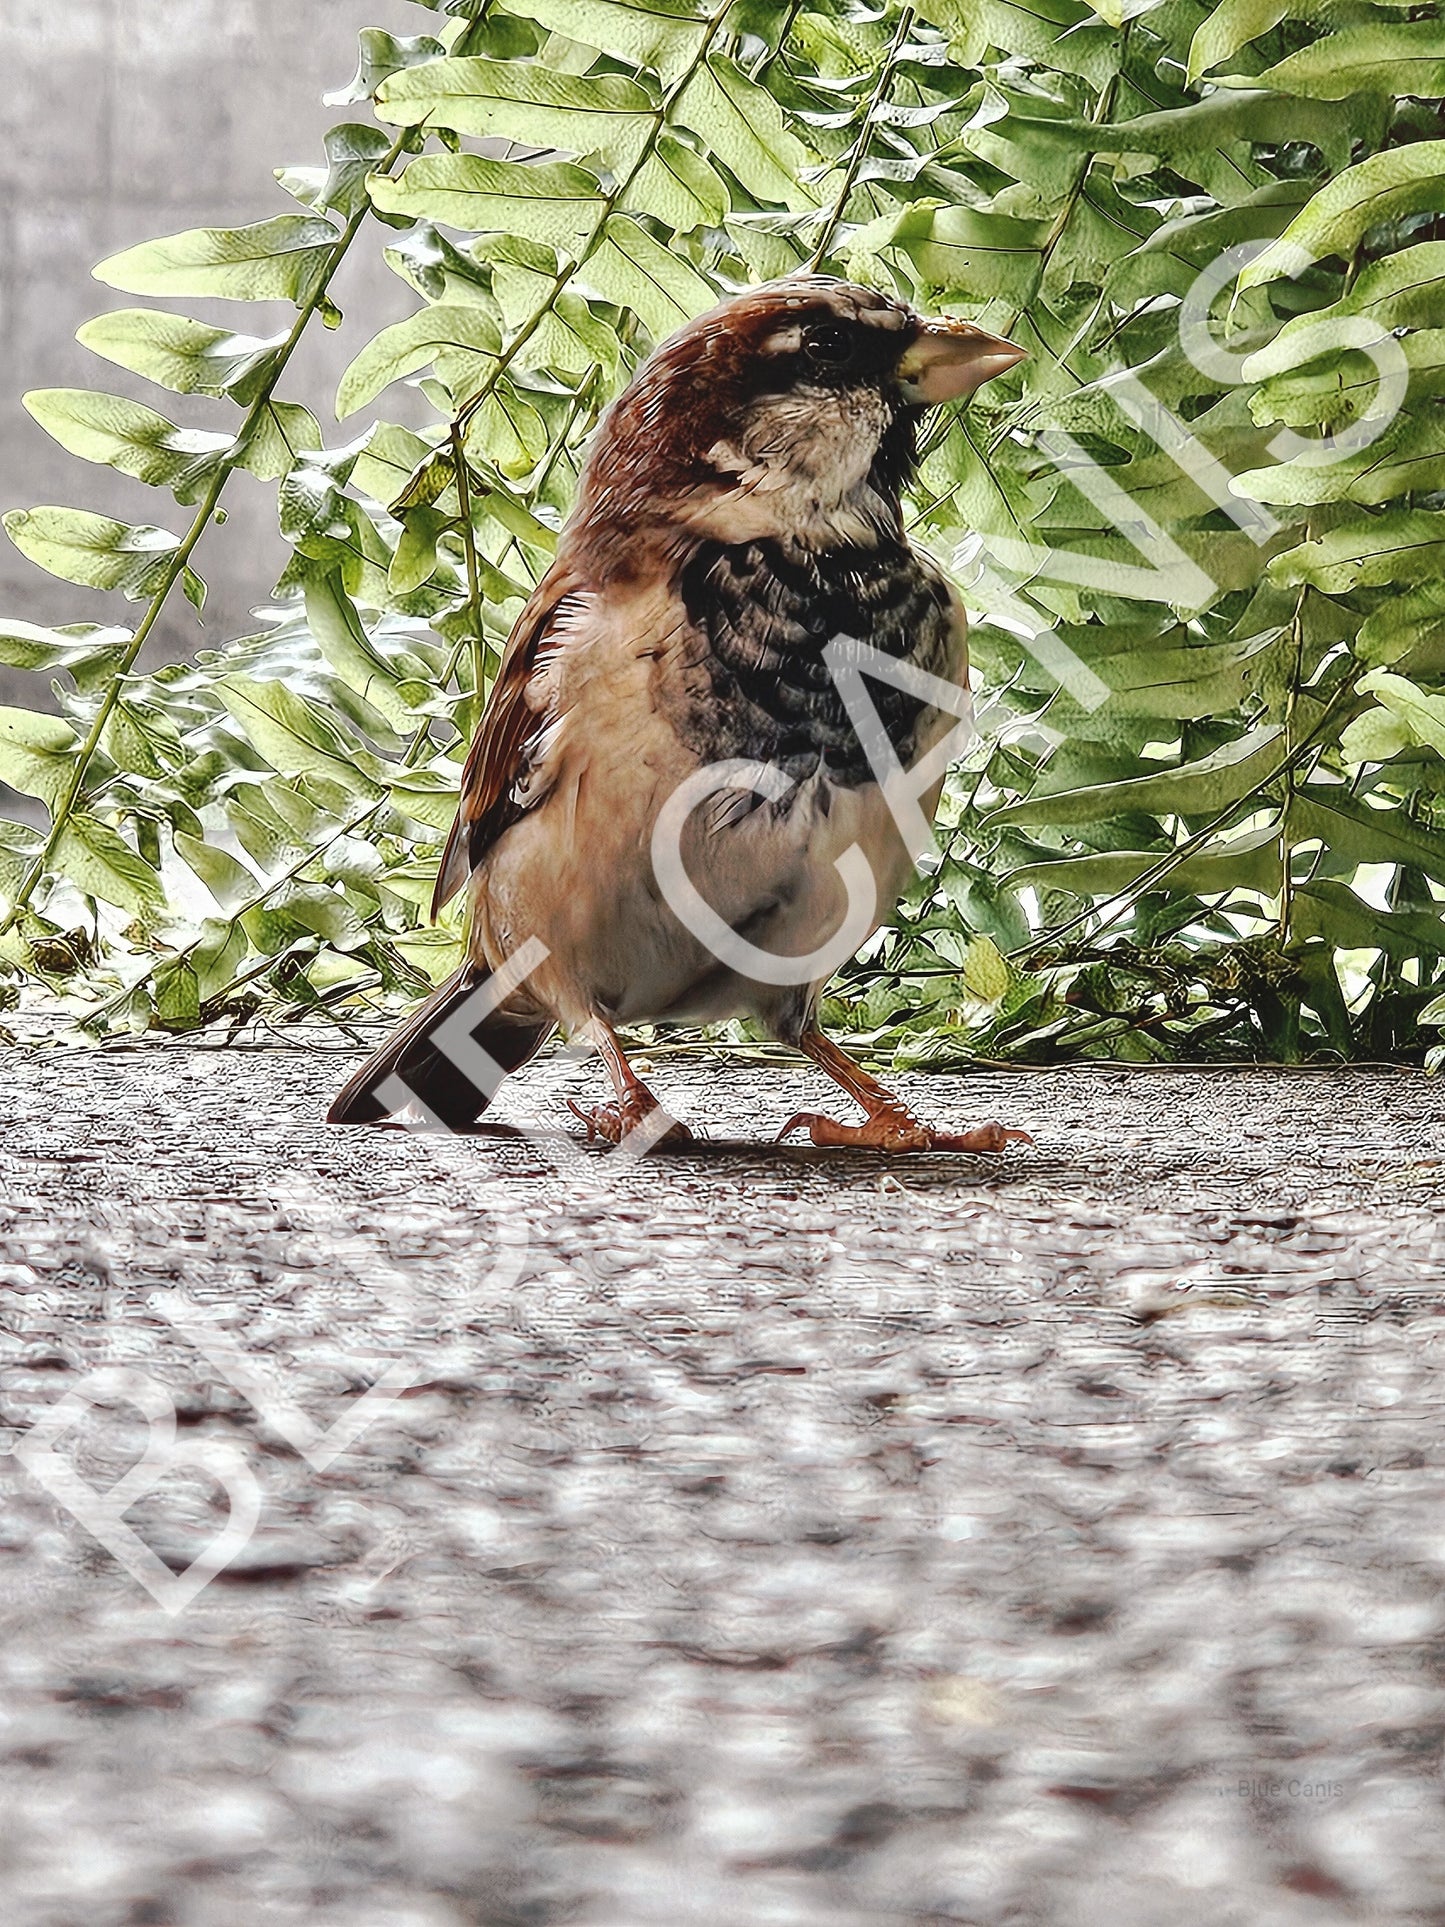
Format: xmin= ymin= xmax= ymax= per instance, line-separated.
xmin=430 ymin=558 xmax=582 ymax=917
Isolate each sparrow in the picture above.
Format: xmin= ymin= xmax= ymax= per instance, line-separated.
xmin=329 ymin=275 xmax=1028 ymax=1151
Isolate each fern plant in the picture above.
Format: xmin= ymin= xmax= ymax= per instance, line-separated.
xmin=2 ymin=0 xmax=1443 ymax=1064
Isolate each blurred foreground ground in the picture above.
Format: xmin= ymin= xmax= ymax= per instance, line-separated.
xmin=3 ymin=1046 xmax=1445 ymax=1925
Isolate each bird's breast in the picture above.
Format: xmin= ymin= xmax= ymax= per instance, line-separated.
xmin=670 ymin=535 xmax=958 ymax=786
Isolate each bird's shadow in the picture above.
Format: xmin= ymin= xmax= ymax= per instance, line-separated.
xmin=400 ymin=1114 xmax=1030 ymax=1170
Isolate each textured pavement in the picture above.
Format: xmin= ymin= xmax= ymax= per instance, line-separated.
xmin=3 ymin=1043 xmax=1445 ymax=1925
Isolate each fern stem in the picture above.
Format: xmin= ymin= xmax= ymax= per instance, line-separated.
xmin=982 ymin=40 xmax=1129 ymax=454
xmin=0 ymin=125 xmax=412 ymax=941
xmin=752 ymin=0 xmax=807 ymax=83
xmin=453 ymin=0 xmax=740 ymax=441
xmin=449 ymin=417 xmax=489 ymax=707
xmin=1014 ymin=681 xmax=1357 ymax=964
xmin=1278 ymin=580 xmax=1310 ymax=947
xmin=805 ymin=5 xmax=915 ymax=274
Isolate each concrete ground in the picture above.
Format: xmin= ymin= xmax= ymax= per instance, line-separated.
xmin=3 ymin=1042 xmax=1445 ymax=1925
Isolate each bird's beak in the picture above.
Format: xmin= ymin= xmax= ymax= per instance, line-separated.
xmin=897 ymin=319 xmax=1027 ymax=404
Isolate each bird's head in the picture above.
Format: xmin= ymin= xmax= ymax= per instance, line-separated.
xmin=572 ymin=276 xmax=1025 ymax=556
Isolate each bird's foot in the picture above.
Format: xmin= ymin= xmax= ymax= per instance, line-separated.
xmin=776 ymin=1104 xmax=1030 ymax=1154
xmin=567 ymin=1092 xmax=693 ymax=1149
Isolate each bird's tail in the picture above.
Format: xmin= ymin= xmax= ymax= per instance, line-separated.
xmin=327 ymin=963 xmax=553 ymax=1127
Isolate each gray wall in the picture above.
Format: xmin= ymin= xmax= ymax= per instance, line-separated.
xmin=0 ymin=0 xmax=429 ymax=700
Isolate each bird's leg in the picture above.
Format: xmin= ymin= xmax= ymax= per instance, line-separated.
xmin=777 ymin=1028 xmax=1030 ymax=1154
xmin=567 ymin=1019 xmax=693 ymax=1148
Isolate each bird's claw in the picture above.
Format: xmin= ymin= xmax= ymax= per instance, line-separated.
xmin=567 ymin=1094 xmax=693 ymax=1148
xmin=928 ymin=1122 xmax=1033 ymax=1153
xmin=776 ymin=1107 xmax=1030 ymax=1154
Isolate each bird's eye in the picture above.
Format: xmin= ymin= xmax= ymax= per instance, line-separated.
xmin=802 ymin=321 xmax=857 ymax=369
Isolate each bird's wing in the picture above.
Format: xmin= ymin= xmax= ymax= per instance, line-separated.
xmin=431 ymin=559 xmax=584 ymax=917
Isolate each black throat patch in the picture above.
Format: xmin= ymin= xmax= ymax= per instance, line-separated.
xmin=675 ymin=535 xmax=955 ymax=786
